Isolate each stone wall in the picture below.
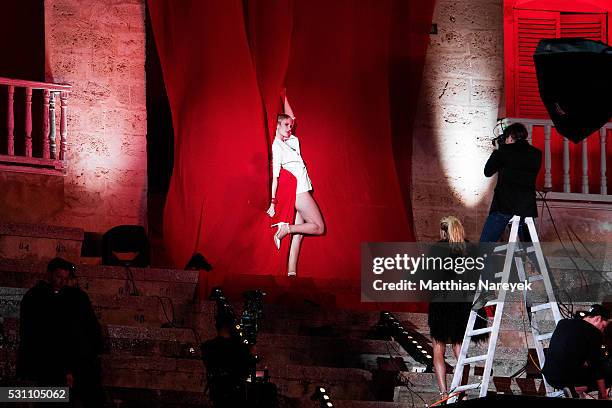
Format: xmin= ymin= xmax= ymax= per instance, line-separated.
xmin=38 ymin=0 xmax=147 ymax=233
xmin=412 ymin=0 xmax=504 ymax=241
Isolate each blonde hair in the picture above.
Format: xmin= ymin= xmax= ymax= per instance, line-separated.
xmin=277 ymin=113 xmax=293 ymax=124
xmin=440 ymin=216 xmax=465 ymax=243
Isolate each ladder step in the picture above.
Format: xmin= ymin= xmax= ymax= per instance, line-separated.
xmin=536 ymin=333 xmax=553 ymax=341
xmin=454 ymin=383 xmax=482 ymax=393
xmin=493 ymin=244 xmax=507 ymax=252
xmin=494 ymin=272 xmax=504 ymax=278
xmin=463 ymin=354 xmax=488 ymax=364
xmin=468 ymin=327 xmax=493 ymax=336
xmin=485 ymin=300 xmax=499 ymax=307
xmin=529 ymin=275 xmax=543 ymax=282
xmin=531 ymin=303 xmax=552 ymax=312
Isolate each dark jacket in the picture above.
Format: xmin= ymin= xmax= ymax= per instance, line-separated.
xmin=542 ymin=318 xmax=605 ymax=388
xmin=17 ymin=282 xmax=103 ymax=384
xmin=484 ymin=140 xmax=542 ymax=217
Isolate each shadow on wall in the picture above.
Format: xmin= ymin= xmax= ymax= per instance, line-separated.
xmin=411 ymin=0 xmax=505 ymax=242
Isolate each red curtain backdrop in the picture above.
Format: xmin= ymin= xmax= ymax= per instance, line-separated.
xmin=147 ymin=0 xmax=435 ymax=282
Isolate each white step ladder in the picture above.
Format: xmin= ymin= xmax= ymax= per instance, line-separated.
xmin=448 ymin=216 xmax=562 ymax=403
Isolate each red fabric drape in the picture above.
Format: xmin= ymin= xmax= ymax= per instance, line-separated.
xmin=148 ymin=0 xmax=435 ymax=284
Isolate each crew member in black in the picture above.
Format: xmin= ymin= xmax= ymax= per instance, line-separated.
xmin=480 ymin=122 xmax=542 ymax=242
xmin=201 ymin=315 xmax=256 ymax=407
xmin=17 ymin=257 xmax=74 ymax=386
xmin=474 ymin=122 xmax=542 ymax=308
xmin=542 ymin=304 xmax=610 ymax=399
xmin=17 ymin=257 xmax=105 ymax=407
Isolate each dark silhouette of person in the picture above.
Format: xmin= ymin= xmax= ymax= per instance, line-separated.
xmin=543 ymin=304 xmax=610 ymax=399
xmin=201 ymin=314 xmax=255 ymax=407
xmin=17 ymin=257 xmax=105 ymax=407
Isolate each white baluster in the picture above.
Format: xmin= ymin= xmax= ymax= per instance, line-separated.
xmin=563 ymin=137 xmax=570 ymax=193
xmin=582 ymin=138 xmax=589 ymax=194
xmin=49 ymin=92 xmax=57 ymax=159
xmin=7 ymin=85 xmax=14 ymax=156
xmin=60 ymin=92 xmax=68 ymax=161
xmin=43 ymin=89 xmax=50 ymax=159
xmin=601 ymin=127 xmax=607 ymax=195
xmin=544 ymin=125 xmax=552 ymax=191
xmin=526 ymin=124 xmax=533 ymax=144
xmin=25 ymin=87 xmax=32 ymax=157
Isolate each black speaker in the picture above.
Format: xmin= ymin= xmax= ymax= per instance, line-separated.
xmin=534 ymin=38 xmax=612 ymax=143
xmin=101 ymin=225 xmax=150 ymax=267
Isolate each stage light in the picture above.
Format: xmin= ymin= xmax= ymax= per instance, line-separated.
xmin=102 ymin=225 xmax=150 ymax=267
xmin=376 ymin=311 xmax=434 ymax=372
xmin=184 ymin=252 xmax=213 ymax=271
xmin=312 ymin=385 xmax=334 ymax=408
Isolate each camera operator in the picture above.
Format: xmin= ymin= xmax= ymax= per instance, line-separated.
xmin=201 ymin=314 xmax=256 ymax=408
xmin=472 ymin=122 xmax=542 ymax=308
xmin=480 ymin=122 xmax=542 ymax=243
xmin=542 ymin=304 xmax=610 ymax=399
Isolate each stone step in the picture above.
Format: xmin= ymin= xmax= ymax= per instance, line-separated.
xmin=102 ymin=356 xmax=379 ymax=401
xmin=106 ymin=325 xmax=200 ymax=358
xmin=256 ymin=333 xmax=409 ymax=371
xmin=101 ymin=355 xmax=204 ymax=392
xmin=91 ymin=293 xmax=204 ymax=330
xmin=269 ymin=364 xmax=376 ymax=401
xmin=395 ymin=371 xmax=544 ymax=395
xmin=335 ymin=402 xmax=423 ymax=408
xmin=104 ymin=323 xmax=537 ymax=370
xmin=0 ymin=259 xmax=199 ymax=301
xmin=105 ymin=387 xmax=206 ymax=408
xmin=257 ymin=302 xmax=559 ymax=336
xmin=393 ymin=375 xmax=546 ymax=406
xmin=104 ymin=387 xmax=430 ymax=408
xmin=0 ymin=222 xmax=83 ymax=263
xmin=0 ymin=313 xmax=550 ymax=368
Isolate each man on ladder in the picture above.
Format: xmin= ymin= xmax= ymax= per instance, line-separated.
xmin=474 ymin=120 xmax=541 ymax=308
xmin=480 ymin=121 xmax=541 ymax=260
xmin=446 ymin=121 xmax=550 ymax=403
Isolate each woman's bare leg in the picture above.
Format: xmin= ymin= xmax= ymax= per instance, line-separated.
xmin=452 ymin=343 xmax=461 ymax=360
xmin=287 ymin=211 xmax=304 ymax=274
xmin=277 ymin=192 xmax=324 ymax=239
xmin=433 ymin=340 xmax=448 ymax=394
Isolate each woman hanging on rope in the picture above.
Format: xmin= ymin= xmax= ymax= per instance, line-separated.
xmin=266 ymin=92 xmax=325 ymax=276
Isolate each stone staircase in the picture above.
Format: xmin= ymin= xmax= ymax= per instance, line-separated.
xmin=0 ymin=258 xmax=550 ymax=407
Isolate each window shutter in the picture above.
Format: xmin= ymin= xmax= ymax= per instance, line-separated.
xmin=514 ymin=9 xmax=560 ymax=119
xmin=560 ymin=13 xmax=606 ymax=41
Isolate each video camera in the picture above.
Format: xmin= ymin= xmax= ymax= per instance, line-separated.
xmin=491 ymin=118 xmax=510 ymax=146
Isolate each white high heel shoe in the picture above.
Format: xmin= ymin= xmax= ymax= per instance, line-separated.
xmin=271 ymin=222 xmax=289 ymax=250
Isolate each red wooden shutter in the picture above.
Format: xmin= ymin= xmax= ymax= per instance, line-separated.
xmin=513 ymin=9 xmax=559 ymax=119
xmin=560 ymin=13 xmax=606 ymax=40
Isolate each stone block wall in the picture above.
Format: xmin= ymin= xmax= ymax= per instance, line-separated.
xmin=39 ymin=0 xmax=147 ymax=233
xmin=412 ymin=0 xmax=504 ymax=241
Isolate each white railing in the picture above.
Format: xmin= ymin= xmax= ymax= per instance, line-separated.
xmin=508 ymin=118 xmax=611 ymax=202
xmin=0 ymin=77 xmax=71 ymax=175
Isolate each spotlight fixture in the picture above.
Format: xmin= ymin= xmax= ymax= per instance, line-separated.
xmin=184 ymin=252 xmax=213 ymax=271
xmin=311 ymin=385 xmax=334 ymax=407
xmin=376 ymin=311 xmax=433 ymax=371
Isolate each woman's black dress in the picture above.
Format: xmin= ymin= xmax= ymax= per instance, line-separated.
xmin=427 ymin=240 xmax=487 ymax=344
